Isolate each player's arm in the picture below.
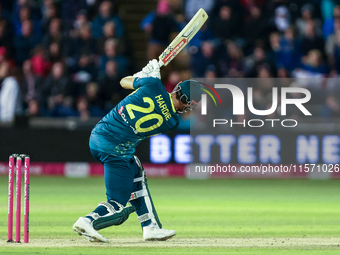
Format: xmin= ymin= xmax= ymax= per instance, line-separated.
xmin=120 ymin=76 xmax=135 ymax=90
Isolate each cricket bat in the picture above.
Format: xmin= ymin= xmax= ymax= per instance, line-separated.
xmin=158 ymin=8 xmax=208 ymax=67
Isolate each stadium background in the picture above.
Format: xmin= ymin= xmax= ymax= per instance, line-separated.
xmin=0 ymin=0 xmax=339 ymax=177
xmin=0 ymin=1 xmax=340 ymax=254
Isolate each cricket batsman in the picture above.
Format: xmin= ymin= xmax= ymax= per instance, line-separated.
xmin=73 ymin=59 xmax=203 ymax=242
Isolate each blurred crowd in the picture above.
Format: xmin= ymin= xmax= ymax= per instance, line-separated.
xmin=143 ymin=0 xmax=340 ymax=128
xmin=0 ymin=0 xmax=131 ymax=123
xmin=0 ymin=0 xmax=339 ymax=125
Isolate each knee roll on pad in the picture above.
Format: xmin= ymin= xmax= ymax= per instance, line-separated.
xmin=87 ymin=201 xmax=136 ymax=231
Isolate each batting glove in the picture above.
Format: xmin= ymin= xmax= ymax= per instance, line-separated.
xmin=134 ymin=59 xmax=161 ymax=79
xmin=133 ymin=70 xmax=148 ymax=78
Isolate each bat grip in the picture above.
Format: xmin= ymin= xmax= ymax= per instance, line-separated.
xmin=158 ymin=60 xmax=164 ymax=68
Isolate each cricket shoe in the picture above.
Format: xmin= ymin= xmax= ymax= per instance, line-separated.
xmin=143 ymin=223 xmax=176 ymax=241
xmin=73 ymin=217 xmax=108 ymax=243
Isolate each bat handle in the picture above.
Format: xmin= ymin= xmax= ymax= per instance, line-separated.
xmin=158 ymin=60 xmax=164 ymax=68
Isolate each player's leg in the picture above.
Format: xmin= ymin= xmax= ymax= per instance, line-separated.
xmin=130 ymin=164 xmax=161 ymax=228
xmin=73 ymin=150 xmax=136 ymax=242
xmin=86 ymin=160 xmax=136 ymax=229
xmin=129 ymin=156 xmax=176 ymax=241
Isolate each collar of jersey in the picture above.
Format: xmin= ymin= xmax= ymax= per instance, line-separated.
xmin=168 ymin=93 xmax=177 ymax=113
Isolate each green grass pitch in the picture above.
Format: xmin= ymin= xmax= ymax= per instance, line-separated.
xmin=1 ymin=177 xmax=340 ymax=254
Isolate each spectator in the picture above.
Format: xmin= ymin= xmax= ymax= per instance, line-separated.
xmin=41 ymin=3 xmax=57 ymax=35
xmin=13 ymin=0 xmax=40 ymax=20
xmin=245 ymin=46 xmax=268 ymax=77
xmin=321 ymin=0 xmax=335 ymax=21
xmin=42 ymin=18 xmax=64 ymax=49
xmin=13 ymin=4 xmax=41 ymax=36
xmin=164 ymin=71 xmax=180 ymax=92
xmin=257 ymin=64 xmax=273 ymax=79
xmin=191 ymin=41 xmax=220 ymax=77
xmin=272 ymin=6 xmax=291 ymax=32
xmin=75 ymin=96 xmax=90 ymax=121
xmin=48 ymin=94 xmax=74 ymax=117
xmin=97 ymin=21 xmax=117 ymax=55
xmin=296 ymin=4 xmax=322 ymax=37
xmin=204 ymin=65 xmax=217 ymax=78
xmin=0 ymin=67 xmax=23 ymax=123
xmin=12 ymin=0 xmax=41 ymax=21
xmin=69 ymin=9 xmax=89 ymax=38
xmin=84 ymin=82 xmax=104 ymax=116
xmin=301 ymin=20 xmax=325 ymax=56
xmin=269 ymin=31 xmax=281 ymax=52
xmin=14 ymin=20 xmax=40 ymax=65
xmin=329 ymin=31 xmax=340 ymax=74
xmin=293 ymin=49 xmax=328 ymax=80
xmin=243 ymin=5 xmax=268 ymax=52
xmin=277 ymin=67 xmax=291 ymax=78
xmin=21 ymin=59 xmax=42 ymax=105
xmin=323 ymin=5 xmax=340 ymax=40
xmin=76 ymin=90 xmax=106 ymax=121
xmin=40 ymin=0 xmax=54 ymax=19
xmin=212 ymin=5 xmax=239 ymax=41
xmin=47 ymin=42 xmax=64 ymax=63
xmin=325 ymin=19 xmax=340 ymax=72
xmin=98 ymin=60 xmax=124 ymax=110
xmin=69 ymin=24 xmax=96 ymax=66
xmin=141 ymin=0 xmax=179 ymax=60
xmin=92 ymin=1 xmax=124 ymax=39
xmin=61 ymin=0 xmax=87 ymax=32
xmin=26 ymin=99 xmax=40 ymax=117
xmin=211 ymin=0 xmax=243 ymax=20
xmin=223 ymin=41 xmax=244 ymax=78
xmin=274 ymin=26 xmax=302 ymax=72
xmin=41 ymin=62 xmax=74 ymax=115
xmin=99 ymin=38 xmax=128 ymax=77
xmin=30 ymin=46 xmax=51 ymax=77
xmin=71 ymin=53 xmax=97 ymax=96
xmin=42 ymin=18 xmax=67 ymax=64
